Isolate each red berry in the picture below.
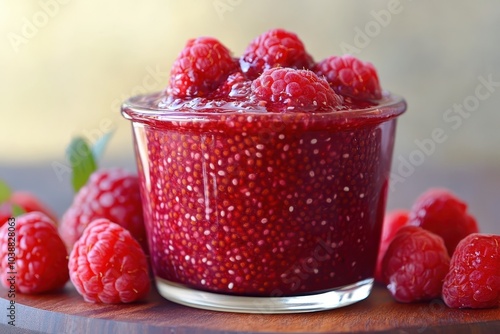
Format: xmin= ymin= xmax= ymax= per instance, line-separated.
xmin=374 ymin=209 xmax=409 ymax=283
xmin=0 ymin=191 xmax=58 ymax=226
xmin=167 ymin=37 xmax=236 ymax=98
xmin=251 ymin=67 xmax=343 ymax=112
xmin=68 ymin=218 xmax=150 ymax=303
xmin=59 ymin=168 xmax=147 ymax=252
xmin=407 ymin=188 xmax=479 ymax=256
xmin=382 ymin=226 xmax=450 ymax=303
xmin=240 ymin=28 xmax=314 ymax=80
xmin=0 ymin=212 xmax=69 ymax=294
xmin=442 ymin=233 xmax=500 ymax=309
xmin=314 ymin=54 xmax=382 ymax=100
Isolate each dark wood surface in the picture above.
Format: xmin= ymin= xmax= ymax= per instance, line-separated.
xmin=1 ymin=282 xmax=499 ymax=333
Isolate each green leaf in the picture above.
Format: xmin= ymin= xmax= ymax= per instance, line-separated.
xmin=66 ymin=137 xmax=97 ymax=193
xmin=92 ymin=130 xmax=114 ymax=161
xmin=11 ymin=204 xmax=25 ymax=217
xmin=0 ymin=180 xmax=12 ymax=204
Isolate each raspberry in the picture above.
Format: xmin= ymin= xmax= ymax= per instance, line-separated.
xmin=68 ymin=218 xmax=150 ymax=303
xmin=314 ymin=54 xmax=382 ymax=100
xmin=442 ymin=233 xmax=500 ymax=309
xmin=167 ymin=37 xmax=236 ymax=98
xmin=59 ymin=168 xmax=147 ymax=252
xmin=0 ymin=212 xmax=69 ymax=294
xmin=382 ymin=226 xmax=450 ymax=303
xmin=374 ymin=209 xmax=409 ymax=283
xmin=240 ymin=28 xmax=314 ymax=80
xmin=251 ymin=67 xmax=343 ymax=112
xmin=1 ymin=191 xmax=58 ymax=226
xmin=407 ymin=188 xmax=479 ymax=256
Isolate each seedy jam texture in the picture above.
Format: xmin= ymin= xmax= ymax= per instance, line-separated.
xmin=125 ymin=96 xmax=402 ymax=297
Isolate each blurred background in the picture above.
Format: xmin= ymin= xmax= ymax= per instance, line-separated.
xmin=1 ymin=0 xmax=499 ymax=232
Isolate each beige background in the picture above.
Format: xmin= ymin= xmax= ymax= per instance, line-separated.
xmin=1 ymin=0 xmax=499 ymax=231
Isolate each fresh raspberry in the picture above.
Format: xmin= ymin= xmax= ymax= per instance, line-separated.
xmin=1 ymin=191 xmax=58 ymax=226
xmin=68 ymin=218 xmax=150 ymax=303
xmin=374 ymin=209 xmax=409 ymax=283
xmin=59 ymin=168 xmax=147 ymax=252
xmin=407 ymin=188 xmax=479 ymax=256
xmin=314 ymin=54 xmax=382 ymax=100
xmin=442 ymin=233 xmax=500 ymax=309
xmin=240 ymin=28 xmax=314 ymax=80
xmin=0 ymin=212 xmax=69 ymax=294
xmin=167 ymin=37 xmax=237 ymax=98
xmin=251 ymin=67 xmax=343 ymax=112
xmin=382 ymin=226 xmax=450 ymax=303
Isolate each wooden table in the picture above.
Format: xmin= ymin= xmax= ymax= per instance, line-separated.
xmin=1 ymin=282 xmax=499 ymax=333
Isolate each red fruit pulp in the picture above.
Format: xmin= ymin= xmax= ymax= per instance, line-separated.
xmin=122 ymin=94 xmax=405 ymax=297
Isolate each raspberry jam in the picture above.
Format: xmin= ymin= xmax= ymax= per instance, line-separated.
xmin=122 ymin=92 xmax=406 ymax=312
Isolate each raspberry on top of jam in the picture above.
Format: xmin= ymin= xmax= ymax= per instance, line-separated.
xmin=163 ymin=28 xmax=383 ymax=113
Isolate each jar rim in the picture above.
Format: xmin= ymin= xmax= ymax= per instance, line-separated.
xmin=121 ymin=91 xmax=406 ymax=125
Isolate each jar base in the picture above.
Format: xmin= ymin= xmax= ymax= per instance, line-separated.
xmin=155 ymin=277 xmax=373 ymax=313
